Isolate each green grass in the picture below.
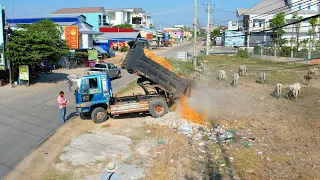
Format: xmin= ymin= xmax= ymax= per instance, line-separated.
xmin=115 ymin=80 xmax=139 ymax=95
xmin=201 ymin=55 xmax=319 ymax=85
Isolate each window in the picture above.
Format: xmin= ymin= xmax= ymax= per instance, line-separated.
xmin=110 ymin=64 xmax=116 ymax=69
xmin=308 ymin=3 xmax=311 ymax=10
xmin=259 ymin=21 xmax=262 ymax=27
xmin=98 ymin=15 xmax=102 ymax=25
xmin=107 ymin=64 xmax=112 ymax=69
xmin=299 ymin=4 xmax=302 ymax=10
xmin=89 ymin=78 xmax=98 ymax=89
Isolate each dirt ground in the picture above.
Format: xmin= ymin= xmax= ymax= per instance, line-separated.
xmin=5 ymin=55 xmax=320 ymax=180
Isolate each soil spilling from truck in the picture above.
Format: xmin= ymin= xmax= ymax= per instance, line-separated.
xmin=144 ymin=49 xmax=174 ymax=72
xmin=144 ymin=49 xmax=204 ymax=124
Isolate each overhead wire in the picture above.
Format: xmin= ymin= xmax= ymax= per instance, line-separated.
xmin=216 ymin=0 xmax=313 ymax=25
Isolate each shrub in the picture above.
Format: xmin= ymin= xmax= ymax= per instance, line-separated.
xmin=236 ymin=49 xmax=249 ymax=58
xmin=119 ymin=46 xmax=129 ymax=52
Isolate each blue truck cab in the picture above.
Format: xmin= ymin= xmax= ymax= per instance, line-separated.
xmin=69 ymin=74 xmax=113 ymax=123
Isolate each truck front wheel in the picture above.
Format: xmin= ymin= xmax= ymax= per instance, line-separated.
xmin=149 ymin=99 xmax=168 ymax=118
xmin=91 ymin=107 xmax=109 ymax=123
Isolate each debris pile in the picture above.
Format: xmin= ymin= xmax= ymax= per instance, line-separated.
xmin=145 ymin=112 xmax=236 ymax=144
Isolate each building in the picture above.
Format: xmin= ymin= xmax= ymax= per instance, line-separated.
xmin=236 ymin=0 xmax=319 ymax=46
xmin=104 ymin=8 xmax=152 ymax=28
xmin=163 ymin=28 xmax=184 ymax=41
xmin=94 ymin=32 xmax=141 ymax=50
xmin=51 ymin=7 xmax=110 ymax=31
xmin=7 ymin=15 xmax=102 ymax=49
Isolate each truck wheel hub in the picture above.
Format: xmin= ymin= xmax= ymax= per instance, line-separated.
xmin=97 ymin=112 xmax=105 ymax=119
xmin=155 ymin=105 xmax=164 ymax=114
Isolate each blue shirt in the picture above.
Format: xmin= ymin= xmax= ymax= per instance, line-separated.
xmin=101 ymin=172 xmax=121 ymax=180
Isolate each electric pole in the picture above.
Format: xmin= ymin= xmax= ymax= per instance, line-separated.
xmin=206 ymin=4 xmax=211 ymax=55
xmin=193 ymin=0 xmax=197 ymax=67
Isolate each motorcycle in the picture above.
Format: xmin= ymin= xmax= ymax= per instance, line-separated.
xmin=39 ymin=64 xmax=53 ymax=74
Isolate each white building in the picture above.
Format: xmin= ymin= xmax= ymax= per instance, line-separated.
xmin=104 ymin=8 xmax=152 ymax=28
xmin=237 ymin=0 xmax=319 ymax=47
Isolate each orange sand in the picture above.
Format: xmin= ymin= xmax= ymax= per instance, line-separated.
xmin=144 ymin=49 xmax=174 ymax=72
xmin=180 ymin=96 xmax=204 ymax=124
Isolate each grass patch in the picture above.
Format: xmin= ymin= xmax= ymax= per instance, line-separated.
xmin=115 ymin=80 xmax=139 ymax=96
xmin=201 ymin=55 xmax=319 ymax=85
xmin=39 ymin=168 xmax=73 ymax=180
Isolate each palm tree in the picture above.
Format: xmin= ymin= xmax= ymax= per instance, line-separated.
xmin=292 ymin=13 xmax=303 ymax=50
xmin=309 ymin=17 xmax=318 ymax=50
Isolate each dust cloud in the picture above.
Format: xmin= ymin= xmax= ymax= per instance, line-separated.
xmin=187 ymin=80 xmax=251 ymax=122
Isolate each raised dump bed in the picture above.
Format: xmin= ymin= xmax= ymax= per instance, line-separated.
xmin=122 ymin=43 xmax=192 ymax=98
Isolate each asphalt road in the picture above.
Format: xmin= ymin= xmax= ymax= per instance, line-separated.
xmin=0 ymin=42 xmax=193 ymax=179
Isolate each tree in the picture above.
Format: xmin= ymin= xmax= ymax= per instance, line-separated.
xmin=198 ymin=28 xmax=206 ymax=38
xmin=5 ymin=19 xmax=69 ymax=77
xmin=270 ymin=12 xmax=286 ymax=47
xmin=309 ymin=17 xmax=317 ymax=50
xmin=292 ymin=13 xmax=303 ymax=50
xmin=210 ymin=28 xmax=221 ymax=40
xmin=112 ymin=24 xmax=133 ymax=29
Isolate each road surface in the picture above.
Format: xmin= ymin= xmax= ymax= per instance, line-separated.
xmin=0 ymin=42 xmax=193 ymax=179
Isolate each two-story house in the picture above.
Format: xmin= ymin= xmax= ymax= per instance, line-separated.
xmin=104 ymin=8 xmax=152 ymax=28
xmin=237 ymin=0 xmax=319 ymax=46
xmin=51 ymin=7 xmax=111 ymax=31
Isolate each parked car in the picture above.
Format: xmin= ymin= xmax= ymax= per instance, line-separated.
xmin=86 ymin=62 xmax=121 ymax=79
xmin=106 ymin=49 xmax=115 ymax=58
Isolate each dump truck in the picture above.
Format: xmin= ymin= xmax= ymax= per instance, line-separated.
xmin=68 ymin=43 xmax=192 ymax=123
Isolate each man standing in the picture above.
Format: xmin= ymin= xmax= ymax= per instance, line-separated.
xmin=57 ymin=91 xmax=68 ymax=123
xmin=100 ymin=162 xmax=121 ymax=180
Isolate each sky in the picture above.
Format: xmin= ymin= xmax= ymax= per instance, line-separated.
xmin=1 ymin=0 xmax=261 ymax=28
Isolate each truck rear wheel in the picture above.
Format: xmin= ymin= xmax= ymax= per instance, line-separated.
xmin=91 ymin=107 xmax=109 ymax=123
xmin=149 ymin=99 xmax=168 ymax=118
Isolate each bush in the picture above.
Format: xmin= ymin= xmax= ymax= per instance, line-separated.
xmin=119 ymin=46 xmax=129 ymax=52
xmin=279 ymin=46 xmax=291 ymax=57
xmin=236 ymin=49 xmax=249 ymax=58
xmin=253 ymin=45 xmax=261 ymax=54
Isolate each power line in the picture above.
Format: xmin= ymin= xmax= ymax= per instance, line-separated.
xmin=217 ymin=0 xmax=313 ymax=25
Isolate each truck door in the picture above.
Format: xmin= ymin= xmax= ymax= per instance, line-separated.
xmin=80 ymin=76 xmax=102 ymax=103
xmin=108 ymin=63 xmax=117 ymax=78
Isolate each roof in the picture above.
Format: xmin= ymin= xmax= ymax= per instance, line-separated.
xmin=97 ymin=32 xmax=141 ymax=39
xmin=80 ymin=31 xmax=103 ymax=35
xmin=52 ymin=7 xmax=104 ymax=14
xmin=7 ymin=16 xmax=81 ymax=25
xmin=134 ymin=8 xmax=145 ymax=14
xmin=237 ymin=0 xmax=288 ymax=16
xmin=93 ymin=46 xmax=107 ymax=53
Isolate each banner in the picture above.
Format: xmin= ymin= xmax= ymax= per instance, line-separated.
xmin=19 ymin=65 xmax=29 ymax=81
xmin=64 ymin=26 xmax=79 ymax=49
xmin=225 ymin=31 xmax=245 ymax=46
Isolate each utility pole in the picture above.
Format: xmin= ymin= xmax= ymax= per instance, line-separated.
xmin=206 ymin=4 xmax=211 ymax=55
xmin=193 ymin=0 xmax=197 ymax=67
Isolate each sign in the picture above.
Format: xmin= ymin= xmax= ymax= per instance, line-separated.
xmin=88 ymin=50 xmax=98 ymax=60
xmin=177 ymin=51 xmax=187 ymax=61
xmin=224 ymin=31 xmax=245 ymax=46
xmin=64 ymin=26 xmax=79 ymax=49
xmin=19 ymin=65 xmax=29 ymax=81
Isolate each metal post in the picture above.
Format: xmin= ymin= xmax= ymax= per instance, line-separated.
xmin=206 ymin=4 xmax=211 ymax=55
xmin=193 ymin=0 xmax=197 ymax=67
xmin=4 ymin=27 xmax=12 ymax=88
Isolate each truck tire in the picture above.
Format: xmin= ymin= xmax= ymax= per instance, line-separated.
xmin=149 ymin=99 xmax=168 ymax=118
xmin=91 ymin=107 xmax=109 ymax=123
